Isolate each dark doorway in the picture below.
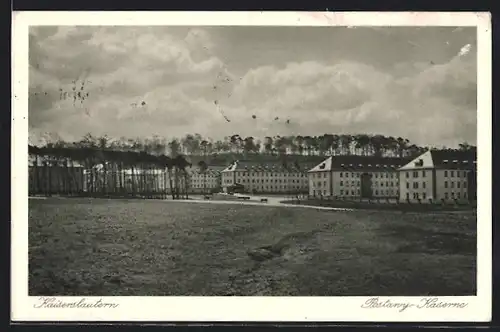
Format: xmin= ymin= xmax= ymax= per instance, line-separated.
xmin=360 ymin=173 xmax=373 ymax=198
xmin=467 ymin=170 xmax=477 ymax=201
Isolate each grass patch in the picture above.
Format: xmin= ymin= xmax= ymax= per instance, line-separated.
xmin=29 ymin=198 xmax=476 ymax=296
xmin=282 ymin=198 xmax=476 ymax=212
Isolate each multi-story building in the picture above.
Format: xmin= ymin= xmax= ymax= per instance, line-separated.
xmin=398 ymin=149 xmax=476 ymax=203
xmin=189 ymin=166 xmax=223 ymax=193
xmin=221 ymin=160 xmax=315 ymax=194
xmin=307 ymin=156 xmax=407 ymax=199
xmin=29 ymin=155 xmax=85 ymax=194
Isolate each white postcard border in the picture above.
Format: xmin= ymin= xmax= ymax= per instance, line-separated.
xmin=11 ymin=11 xmax=492 ymax=322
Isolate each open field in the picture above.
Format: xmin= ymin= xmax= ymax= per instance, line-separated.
xmin=281 ymin=198 xmax=477 ymax=213
xmin=29 ymin=198 xmax=476 ymax=296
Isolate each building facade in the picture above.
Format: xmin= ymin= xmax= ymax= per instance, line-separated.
xmin=189 ymin=167 xmax=223 ymax=193
xmin=398 ymin=149 xmax=476 ymax=203
xmin=307 ymin=156 xmax=406 ymax=199
xmin=221 ymin=160 xmax=314 ymax=194
xmin=29 ymin=155 xmax=85 ymax=194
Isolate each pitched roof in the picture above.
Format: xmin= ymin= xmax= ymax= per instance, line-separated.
xmin=222 ymin=160 xmax=313 ymax=173
xmin=28 ymin=155 xmax=85 ymax=167
xmin=398 ymin=149 xmax=476 ymax=170
xmin=308 ymin=155 xmax=408 ymax=172
xmin=430 ymin=149 xmax=476 ymax=169
xmin=190 ymin=168 xmax=222 ymax=176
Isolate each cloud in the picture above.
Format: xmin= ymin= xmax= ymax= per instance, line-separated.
xmin=28 ymin=27 xmax=477 ymax=148
xmin=217 ymin=44 xmax=476 ymax=146
xmin=29 ymin=26 xmax=228 ymax=142
xmin=458 ymin=43 xmax=472 ymax=57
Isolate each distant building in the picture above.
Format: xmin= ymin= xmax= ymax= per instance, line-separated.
xmin=189 ymin=166 xmax=223 ymax=193
xmin=307 ymin=156 xmax=406 ymax=199
xmin=221 ymin=160 xmax=314 ymax=194
xmin=28 ymin=155 xmax=85 ymax=194
xmin=398 ymin=149 xmax=476 ymax=203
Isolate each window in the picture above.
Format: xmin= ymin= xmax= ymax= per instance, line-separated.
xmin=323 ymin=190 xmax=327 ymax=195
xmin=406 ymin=172 xmax=409 ymax=178
xmin=340 ymin=172 xmax=343 ymax=178
xmin=375 ymin=190 xmax=379 ymax=195
xmin=422 ymin=170 xmax=426 ymax=177
xmin=444 ymin=170 xmax=448 ymax=177
xmin=464 ymin=171 xmax=467 ymax=177
xmin=381 ymin=182 xmax=384 ymax=187
xmin=451 ymin=171 xmax=454 ymax=177
xmin=406 ymin=193 xmax=410 ymax=200
xmin=357 ymin=189 xmax=360 ymax=195
xmin=444 ymin=181 xmax=448 ymax=188
xmin=324 ymin=181 xmax=327 ymax=187
xmin=340 ymin=181 xmax=343 ymax=186
xmin=445 ymin=192 xmax=449 ymax=199
xmin=352 ymin=181 xmax=355 ymax=186
xmin=413 ymin=182 xmax=419 ymax=189
xmin=323 ymin=173 xmax=327 ymax=178
xmin=346 ymin=173 xmax=349 ymax=178
xmin=375 ymin=173 xmax=379 ymax=178
xmin=413 ymin=171 xmax=419 ymax=178
xmin=451 ymin=182 xmax=454 ymax=188
xmin=356 ymin=173 xmax=360 ymax=178
xmin=464 ymin=182 xmax=467 ymax=189
xmin=457 ymin=182 xmax=461 ymax=188
xmin=391 ymin=182 xmax=394 ymax=187
xmin=351 ymin=190 xmax=355 ymax=195
xmin=451 ymin=192 xmax=455 ymax=198
xmin=340 ymin=190 xmax=344 ymax=195
xmin=413 ymin=192 xmax=419 ymax=199
xmin=457 ymin=192 xmax=461 ymax=199
xmin=357 ymin=181 xmax=360 ymax=186
xmin=317 ymin=182 xmax=321 ymax=187
xmin=422 ymin=182 xmax=426 ymax=189
xmin=406 ymin=182 xmax=410 ymax=189
xmin=351 ymin=173 xmax=354 ymax=178
xmin=422 ymin=192 xmax=426 ymax=199
xmin=386 ymin=181 xmax=389 ymax=187
xmin=386 ymin=173 xmax=389 ymax=178
xmin=464 ymin=192 xmax=467 ymax=198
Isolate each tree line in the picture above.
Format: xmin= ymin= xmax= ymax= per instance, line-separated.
xmin=163 ymin=133 xmax=475 ymax=158
xmin=28 ymin=132 xmax=476 ymax=198
xmin=29 ymin=134 xmax=191 ymax=199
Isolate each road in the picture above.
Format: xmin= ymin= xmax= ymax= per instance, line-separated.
xmin=165 ymin=194 xmax=354 ymax=212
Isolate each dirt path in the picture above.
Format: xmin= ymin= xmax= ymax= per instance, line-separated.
xmin=162 ymin=197 xmax=354 ymax=212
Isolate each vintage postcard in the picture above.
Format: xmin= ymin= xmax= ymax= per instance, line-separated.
xmin=11 ymin=11 xmax=491 ymax=322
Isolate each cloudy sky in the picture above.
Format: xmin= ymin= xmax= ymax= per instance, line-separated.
xmin=29 ymin=26 xmax=476 ymax=147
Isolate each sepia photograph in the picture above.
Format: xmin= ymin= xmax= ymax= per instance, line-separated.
xmin=12 ymin=11 xmax=491 ymax=322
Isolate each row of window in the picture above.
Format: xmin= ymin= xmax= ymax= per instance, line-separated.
xmin=406 ymin=182 xmax=427 ymax=189
xmin=240 ymin=178 xmax=307 ymax=184
xmin=444 ymin=181 xmax=467 ymax=189
xmin=406 ymin=192 xmax=428 ymax=199
xmin=406 ymin=170 xmax=427 ymax=178
xmin=339 ymin=172 xmax=395 ymax=179
xmin=405 ymin=192 xmax=468 ymax=200
xmin=405 ymin=170 xmax=469 ymax=179
xmin=191 ymin=184 xmax=219 ymax=188
xmin=241 ymin=185 xmax=305 ymax=191
xmin=445 ymin=192 xmax=467 ymax=199
xmin=313 ymin=180 xmax=398 ymax=188
xmin=191 ymin=179 xmax=218 ymax=182
xmin=312 ymin=189 xmax=399 ymax=196
xmin=444 ymin=170 xmax=468 ymax=178
xmin=231 ymin=172 xmax=306 ymax=177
